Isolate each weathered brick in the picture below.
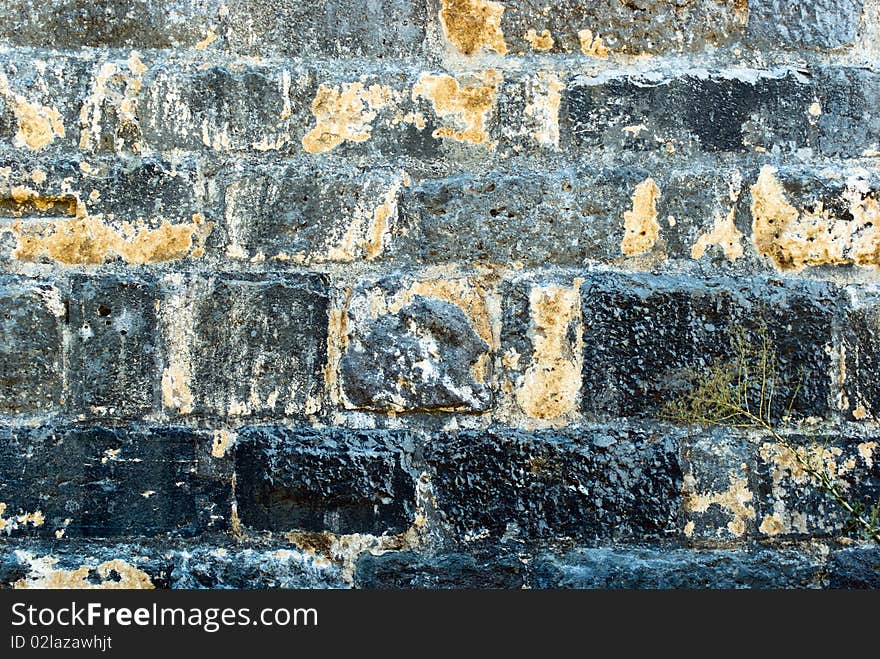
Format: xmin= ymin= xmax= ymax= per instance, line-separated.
xmin=424 ymin=426 xmax=682 ymax=542
xmin=1 ymin=540 xmax=346 ymax=589
xmin=530 ymin=547 xmax=824 ymax=589
xmin=234 ymin=427 xmax=415 ymax=535
xmin=354 ymin=549 xmax=525 ymax=589
xmin=68 ymin=275 xmax=160 ymax=417
xmin=0 ymin=53 xmax=93 ymax=153
xmin=223 ymin=0 xmax=427 ymax=59
xmin=454 ymin=0 xmax=749 ymax=56
xmin=166 ymin=545 xmax=347 ymax=589
xmin=338 ymin=275 xmax=493 ymax=413
xmin=746 ymin=0 xmax=865 ymax=50
xmin=222 ymin=164 xmax=403 ymax=262
xmin=162 ymin=273 xmax=328 ymax=418
xmin=754 ymin=435 xmax=880 ymax=540
xmin=394 ymin=166 xmax=757 ymax=267
xmin=580 ymin=274 xmax=838 ymax=420
xmin=841 ymin=289 xmax=880 ymax=422
xmin=826 ymin=547 xmax=880 ymax=589
xmin=0 ymin=276 xmax=64 ymax=414
xmin=681 ymin=430 xmax=759 ymax=543
xmin=0 ymin=425 xmax=231 ymax=538
xmin=0 ymin=156 xmax=212 ymax=266
xmin=563 ymin=68 xmax=880 ymax=158
xmin=141 ymin=63 xmax=302 ymax=153
xmin=0 ymin=1 xmax=222 ymax=49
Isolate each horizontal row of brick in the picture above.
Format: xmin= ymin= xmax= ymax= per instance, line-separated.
xmin=3 ymin=538 xmax=877 ymax=589
xmin=0 ymin=423 xmax=876 ymax=544
xmin=2 ymin=54 xmax=879 ymax=159
xmin=2 ymin=156 xmax=879 ymax=269
xmin=0 ymin=0 xmax=865 ymax=56
xmin=2 ymin=539 xmax=877 ymax=589
xmin=1 ymin=270 xmax=878 ymax=421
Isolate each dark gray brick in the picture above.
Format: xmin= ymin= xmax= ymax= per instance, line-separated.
xmin=563 ymin=68 xmax=880 ymax=158
xmin=0 ymin=277 xmax=63 ymax=414
xmin=354 ymin=549 xmax=525 ymax=589
xmin=580 ymin=274 xmax=839 ymax=420
xmin=424 ymin=426 xmax=682 ymax=542
xmin=746 ymin=0 xmax=865 ymax=50
xmin=0 ymin=425 xmax=231 ymax=538
xmin=234 ymin=427 xmax=415 ymax=536
xmin=530 ymin=547 xmax=824 ymax=589
xmin=68 ymin=275 xmax=160 ymax=417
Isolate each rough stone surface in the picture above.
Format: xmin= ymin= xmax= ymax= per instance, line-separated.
xmin=826 ymin=547 xmax=880 ymax=589
xmin=0 ymin=425 xmax=230 ymax=538
xmin=1 ymin=1 xmax=878 ymax=590
xmin=680 ymin=430 xmax=759 ymax=543
xmin=339 ymin=275 xmax=493 ymax=413
xmin=0 ymin=277 xmax=63 ymax=414
xmin=234 ymin=427 xmax=416 ymax=535
xmin=754 ymin=435 xmax=880 ymax=539
xmin=425 ymin=426 xmax=682 ymax=542
xmin=530 ymin=547 xmax=825 ymax=589
xmin=354 ymin=549 xmax=525 ymax=589
xmin=68 ymin=275 xmax=160 ymax=417
xmin=563 ymin=69 xmax=880 ymax=158
xmin=0 ymin=540 xmax=346 ymax=589
xmin=579 ymin=274 xmax=839 ymax=420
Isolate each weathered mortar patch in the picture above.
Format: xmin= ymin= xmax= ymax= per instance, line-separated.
xmin=621 ymin=177 xmax=661 ymax=256
xmin=514 ymin=281 xmax=584 ymax=421
xmin=11 ymin=213 xmax=213 ymax=265
xmin=523 ymin=72 xmax=563 ymax=149
xmin=751 ymin=166 xmax=880 ymax=271
xmin=439 ymin=0 xmax=508 ymax=55
xmin=412 ymin=70 xmax=502 ymax=146
xmin=0 ymin=73 xmax=65 ymax=149
xmin=302 ymin=82 xmax=397 ymax=154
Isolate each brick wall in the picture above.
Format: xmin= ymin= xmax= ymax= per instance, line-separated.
xmin=1 ymin=0 xmax=879 ymax=589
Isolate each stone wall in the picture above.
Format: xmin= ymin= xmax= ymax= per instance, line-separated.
xmin=1 ymin=0 xmax=879 ymax=589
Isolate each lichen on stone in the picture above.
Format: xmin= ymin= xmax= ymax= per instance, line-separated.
xmin=621 ymin=177 xmax=661 ymax=256
xmin=412 ymin=70 xmax=502 ymax=146
xmin=302 ymin=82 xmax=396 ymax=154
xmin=515 ymin=281 xmax=583 ymax=421
xmin=12 ymin=212 xmax=214 ymax=265
xmin=439 ymin=0 xmax=508 ymax=55
xmin=751 ymin=165 xmax=880 ymax=271
xmin=524 ymin=28 xmax=554 ymax=52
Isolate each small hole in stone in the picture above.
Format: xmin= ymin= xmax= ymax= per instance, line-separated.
xmin=98 ymin=304 xmax=111 ymax=316
xmin=119 ymin=329 xmax=127 ymax=336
